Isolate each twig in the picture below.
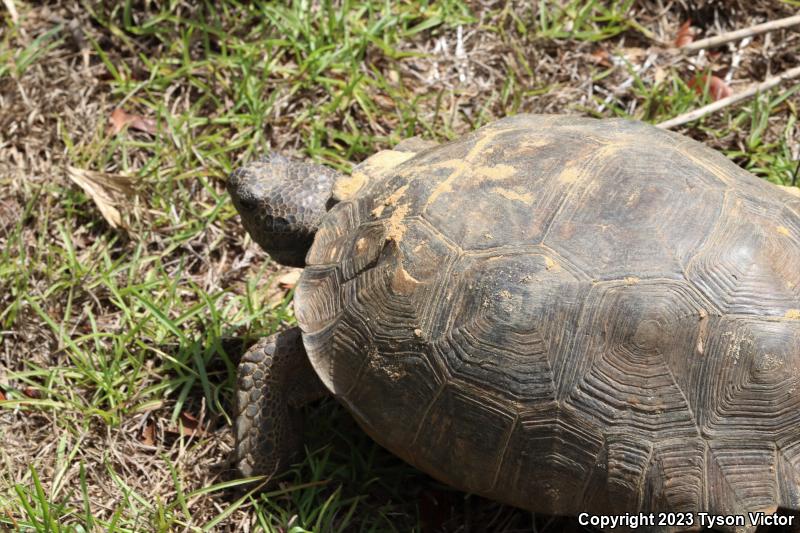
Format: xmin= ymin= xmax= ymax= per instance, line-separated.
xmin=2 ymin=0 xmax=18 ymax=24
xmin=681 ymin=14 xmax=800 ymax=52
xmin=657 ymin=66 xmax=800 ymax=130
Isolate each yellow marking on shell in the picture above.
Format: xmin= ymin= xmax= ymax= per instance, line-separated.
xmin=696 ymin=308 xmax=708 ymax=355
xmin=384 ymin=184 xmax=409 ymax=206
xmin=624 ymin=277 xmax=640 ymax=285
xmin=476 ymin=164 xmax=516 ymax=180
xmin=425 ymin=128 xmax=510 ymax=208
xmin=372 ymin=184 xmax=409 ymax=219
xmin=363 ymin=149 xmax=416 ymax=173
xmin=544 ymin=256 xmax=558 ymax=271
xmin=384 ymin=203 xmax=410 ymax=242
xmin=515 ymin=138 xmax=551 ymax=152
xmin=492 ymin=187 xmax=533 ymax=204
xmin=333 ymin=172 xmax=368 ymax=202
xmin=778 ymin=185 xmax=800 ymax=198
xmin=355 ymin=237 xmax=368 ymax=253
xmin=626 ymin=190 xmax=641 ymax=207
xmin=391 ymin=263 xmax=420 ymax=295
xmin=776 ymin=225 xmax=791 ymax=236
xmin=786 ymin=309 xmax=800 ymax=319
xmin=429 ymin=158 xmax=469 ymax=173
xmin=558 ymin=164 xmax=581 ymax=184
xmin=336 ymin=150 xmax=414 ymax=202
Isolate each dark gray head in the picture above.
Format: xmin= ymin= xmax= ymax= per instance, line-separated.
xmin=227 ymin=154 xmax=340 ymax=267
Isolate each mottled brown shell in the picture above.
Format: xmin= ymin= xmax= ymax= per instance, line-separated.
xmin=295 ymin=114 xmax=800 ymax=531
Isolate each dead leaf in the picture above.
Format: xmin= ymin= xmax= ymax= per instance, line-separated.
xmin=688 ymin=74 xmax=733 ymax=101
xmin=277 ymin=269 xmax=302 ymax=290
xmin=0 ymin=197 xmax=21 ymax=233
xmin=166 ymin=411 xmax=204 ymax=438
xmin=708 ymin=76 xmax=733 ymax=100
xmin=108 ymin=108 xmax=157 ymax=136
xmin=589 ymin=48 xmax=612 ymax=68
xmin=180 ymin=411 xmax=202 ymax=436
xmin=373 ymin=93 xmax=395 ymax=110
xmin=621 ymin=47 xmax=646 ymax=62
xmin=22 ymin=387 xmax=40 ymax=399
xmin=675 ymin=20 xmax=694 ymax=47
xmin=141 ymin=423 xmax=156 ymax=446
xmin=66 ymin=166 xmax=138 ymax=229
xmin=0 ymin=390 xmax=6 ymax=401
xmin=653 ymin=66 xmax=667 ymax=85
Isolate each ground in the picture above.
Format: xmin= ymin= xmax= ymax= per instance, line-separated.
xmin=1 ymin=1 xmax=799 ymax=531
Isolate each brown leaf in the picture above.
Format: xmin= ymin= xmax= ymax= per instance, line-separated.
xmin=0 ymin=197 xmax=22 ymax=233
xmin=621 ymin=47 xmax=646 ymax=62
xmin=589 ymin=48 xmax=612 ymax=67
xmin=108 ymin=108 xmax=157 ymax=135
xmin=675 ymin=20 xmax=694 ymax=47
xmin=0 ymin=389 xmax=6 ymax=401
xmin=708 ymin=76 xmax=733 ymax=100
xmin=373 ymin=93 xmax=395 ymax=110
xmin=653 ymin=66 xmax=667 ymax=85
xmin=22 ymin=387 xmax=40 ymax=399
xmin=66 ymin=166 xmax=138 ymax=229
xmin=167 ymin=411 xmax=203 ymax=438
xmin=141 ymin=423 xmax=156 ymax=446
xmin=277 ymin=269 xmax=302 ymax=290
xmin=688 ymin=74 xmax=733 ymax=101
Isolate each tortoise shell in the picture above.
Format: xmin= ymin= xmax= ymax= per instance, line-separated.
xmin=295 ymin=114 xmax=800 ymax=528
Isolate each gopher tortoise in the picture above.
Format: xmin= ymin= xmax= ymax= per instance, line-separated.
xmin=227 ymin=115 xmax=800 ymax=532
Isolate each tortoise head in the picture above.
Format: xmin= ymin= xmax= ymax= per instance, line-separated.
xmin=227 ymin=154 xmax=341 ymax=267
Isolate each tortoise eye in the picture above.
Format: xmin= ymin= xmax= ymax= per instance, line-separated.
xmin=234 ymin=195 xmax=258 ymax=212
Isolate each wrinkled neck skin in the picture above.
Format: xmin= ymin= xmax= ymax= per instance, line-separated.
xmin=227 ymin=154 xmax=340 ymax=267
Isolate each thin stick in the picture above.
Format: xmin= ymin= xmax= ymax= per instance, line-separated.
xmin=2 ymin=0 xmax=19 ymax=24
xmin=681 ymin=14 xmax=800 ymax=52
xmin=656 ymin=66 xmax=800 ymax=130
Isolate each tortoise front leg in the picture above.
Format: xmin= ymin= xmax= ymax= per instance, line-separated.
xmin=234 ymin=327 xmax=329 ymax=480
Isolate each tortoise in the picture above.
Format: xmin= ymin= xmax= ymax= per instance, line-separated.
xmin=227 ymin=114 xmax=800 ymax=532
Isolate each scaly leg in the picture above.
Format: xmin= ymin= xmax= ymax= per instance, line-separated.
xmin=234 ymin=327 xmax=329 ymax=480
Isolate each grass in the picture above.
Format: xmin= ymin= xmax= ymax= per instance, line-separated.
xmin=1 ymin=0 xmax=799 ymax=531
